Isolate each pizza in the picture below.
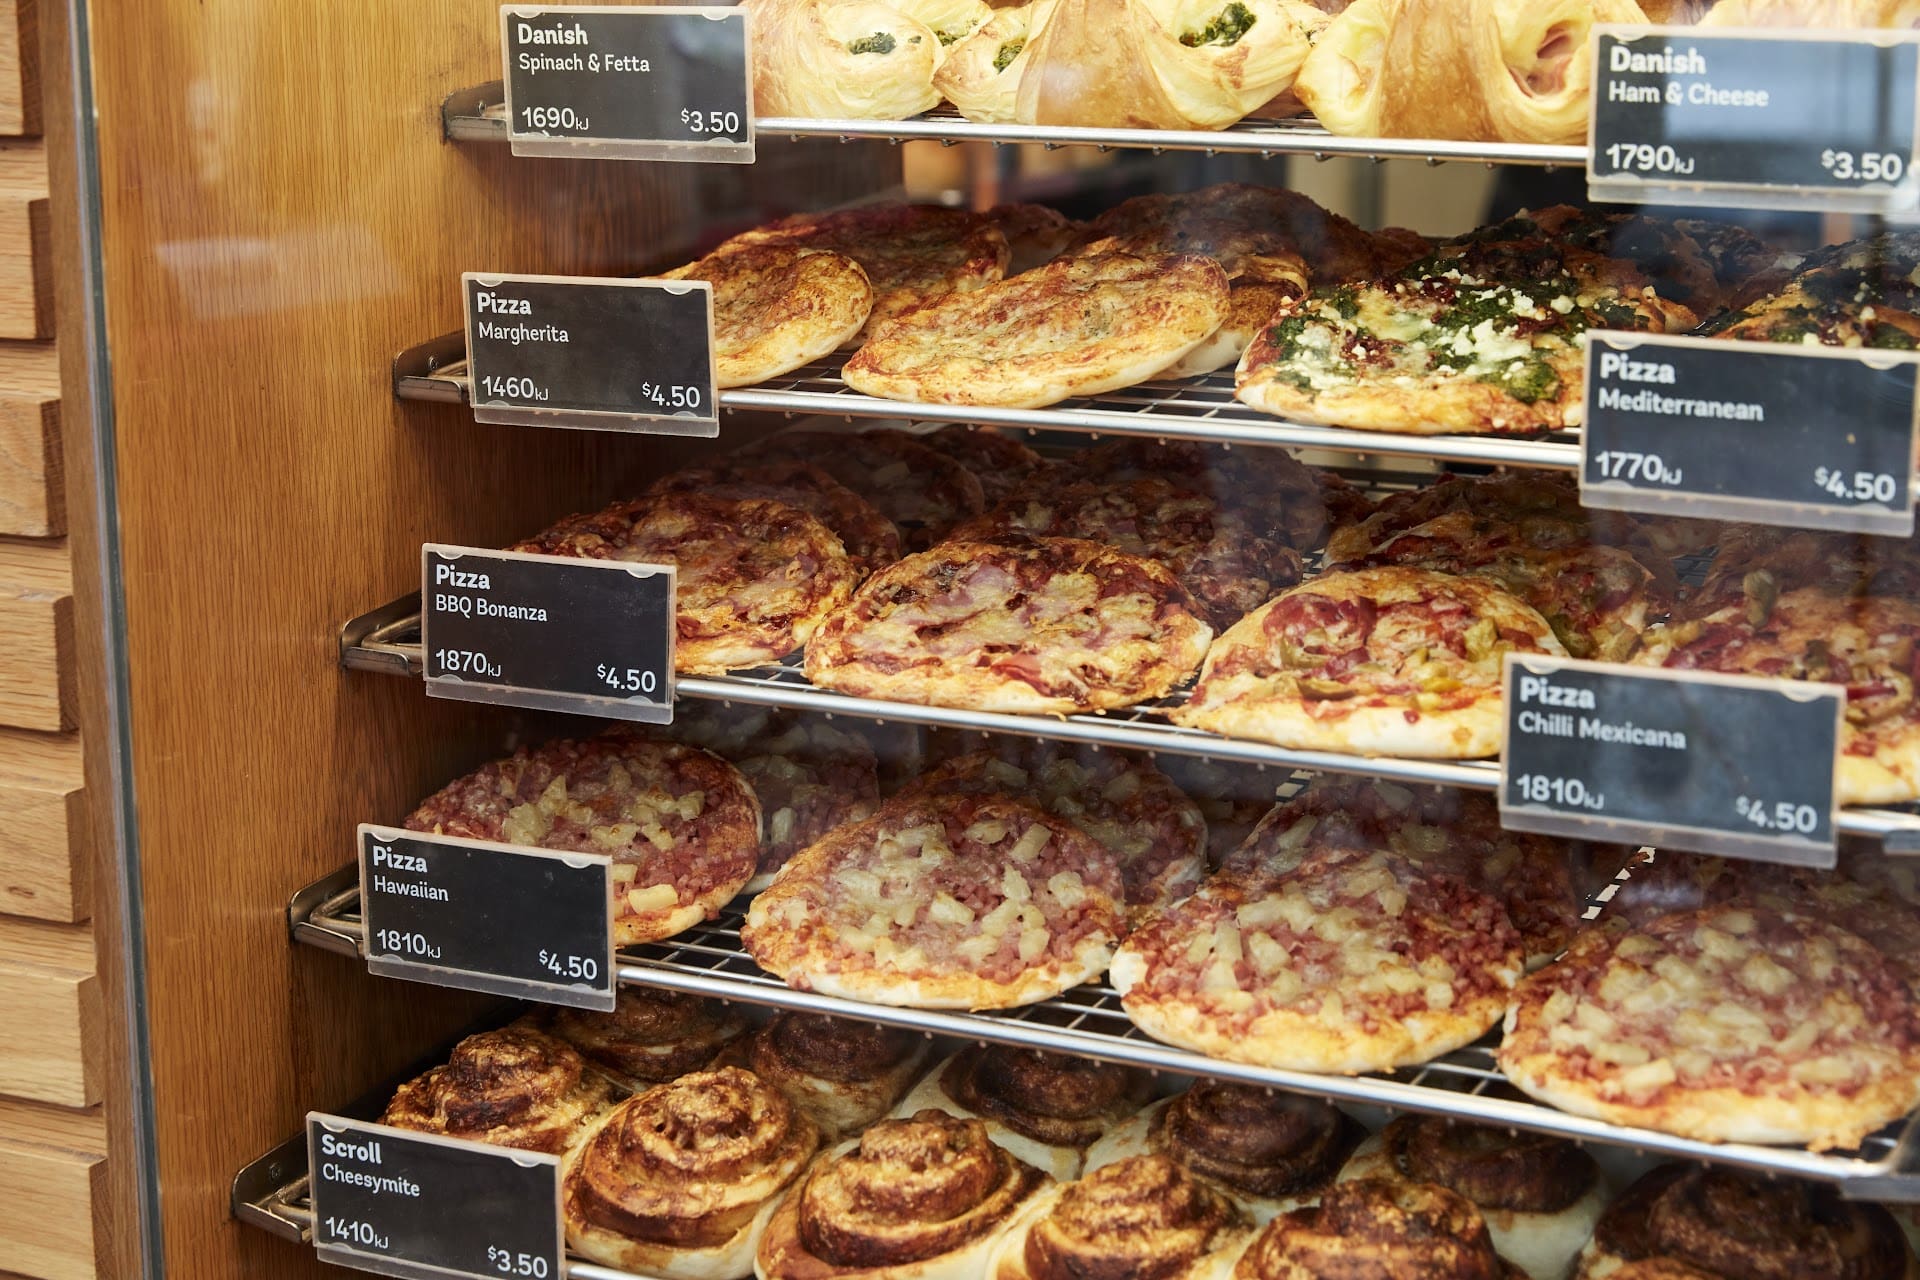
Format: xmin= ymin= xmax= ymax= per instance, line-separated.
xmin=1165 ymin=279 xmax=1313 ymax=378
xmin=716 ymin=203 xmax=1008 ymax=341
xmin=1236 ymin=236 xmax=1696 ymax=435
xmin=741 ymin=792 xmax=1127 ymax=1009
xmin=741 ymin=424 xmax=986 ymax=551
xmin=1154 ymin=755 xmax=1281 ymax=868
xmin=1690 ymin=524 xmax=1920 ymax=615
xmin=1077 ymin=438 xmax=1331 ymax=552
xmin=918 ymin=424 xmax=1052 ymax=507
xmin=1329 ymin=509 xmax=1675 ymax=662
xmin=1635 ymin=585 xmax=1920 ymax=805
xmin=660 ymin=703 xmax=881 ymax=893
xmin=404 ymin=731 xmax=761 ymax=946
xmin=1462 ymin=206 xmax=1728 ymax=317
xmin=1222 ymin=777 xmax=1603 ymax=970
xmin=1171 ymin=567 xmax=1567 ymax=758
xmin=804 ymin=536 xmax=1214 ymax=715
xmin=1110 ymin=845 xmax=1524 ymax=1073
xmin=843 ymin=251 xmax=1230 ymax=408
xmin=1499 ymin=904 xmax=1920 ymax=1151
xmin=511 ymin=492 xmax=857 ymax=674
xmin=1704 ymin=230 xmax=1920 ymax=350
xmin=659 ymin=243 xmax=872 ymax=386
xmin=986 ymin=202 xmax=1078 ymax=275
xmin=950 ymin=475 xmax=1302 ymax=630
xmin=891 ymin=746 xmax=1208 ymax=920
xmin=647 ymin=458 xmax=902 ymax=578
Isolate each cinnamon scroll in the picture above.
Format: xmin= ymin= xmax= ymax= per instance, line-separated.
xmin=380 ymin=1027 xmax=616 ymax=1153
xmin=892 ymin=1047 xmax=1153 ymax=1178
xmin=714 ymin=1012 xmax=928 ymax=1138
xmin=1339 ymin=1115 xmax=1606 ymax=1280
xmin=562 ymin=1067 xmax=821 ymax=1279
xmin=1231 ymin=1178 xmax=1524 ymax=1278
xmin=757 ymin=1110 xmax=1051 ymax=1280
xmin=1083 ymin=1082 xmax=1363 ymax=1222
xmin=989 ymin=1154 xmax=1254 ymax=1280
xmin=541 ymin=988 xmax=749 ymax=1091
xmin=1574 ymin=1163 xmax=1919 ymax=1280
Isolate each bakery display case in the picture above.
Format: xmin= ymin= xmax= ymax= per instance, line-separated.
xmin=43 ymin=3 xmax=1920 ymax=1280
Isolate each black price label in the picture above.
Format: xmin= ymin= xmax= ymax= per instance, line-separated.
xmin=421 ymin=544 xmax=675 ymax=722
xmin=463 ymin=273 xmax=717 ymax=434
xmin=1589 ymin=27 xmax=1920 ymax=210
xmin=502 ymin=5 xmax=752 ymax=162
xmin=359 ymin=825 xmax=615 ymax=1009
xmin=1500 ymin=656 xmax=1841 ymax=866
xmin=308 ymin=1114 xmax=562 ymax=1280
xmin=1581 ymin=334 xmax=1919 ymax=535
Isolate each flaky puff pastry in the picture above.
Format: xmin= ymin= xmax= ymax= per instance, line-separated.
xmin=756 ymin=1111 xmax=1051 ymax=1280
xmin=744 ymin=0 xmax=942 ymax=120
xmin=1015 ymin=0 xmax=1330 ymax=128
xmin=936 ymin=0 xmax=1055 ymax=123
xmin=1290 ymin=0 xmax=1404 ymax=135
xmin=564 ymin=1068 xmax=821 ymax=1280
xmin=713 ymin=1013 xmax=929 ymax=1139
xmin=1699 ymin=0 xmax=1920 ymax=23
xmin=381 ymin=1028 xmax=617 ymax=1154
xmin=988 ymin=1155 xmax=1255 ymax=1280
xmin=1229 ymin=1178 xmax=1526 ymax=1279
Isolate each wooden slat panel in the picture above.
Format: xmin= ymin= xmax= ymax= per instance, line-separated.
xmin=0 ymin=341 xmax=59 ymax=536
xmin=0 ymin=539 xmax=70 ymax=731
xmin=0 ymin=1 xmax=39 ymax=138
xmin=0 ymin=192 xmax=48 ymax=339
xmin=0 ymin=1096 xmax=104 ymax=1280
xmin=0 ymin=917 xmax=96 ymax=1106
xmin=0 ymin=728 xmax=84 ymax=921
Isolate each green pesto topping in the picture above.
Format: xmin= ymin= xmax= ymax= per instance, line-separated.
xmin=993 ymin=38 xmax=1025 ymax=72
xmin=1326 ymin=285 xmax=1360 ymax=319
xmin=1590 ymin=297 xmax=1639 ymax=328
xmin=1481 ymin=357 xmax=1560 ymax=405
xmin=847 ymin=32 xmax=896 ymax=54
xmin=1431 ymin=288 xmax=1517 ymax=334
xmin=1180 ymin=2 xmax=1255 ymax=47
xmin=936 ymin=27 xmax=965 ymax=44
xmin=1870 ymin=325 xmax=1917 ymax=350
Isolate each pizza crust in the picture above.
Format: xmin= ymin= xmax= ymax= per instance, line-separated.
xmin=661 ymin=245 xmax=873 ymax=387
xmin=844 ymin=251 xmax=1229 ymax=408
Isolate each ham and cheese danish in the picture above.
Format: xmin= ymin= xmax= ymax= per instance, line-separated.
xmin=563 ymin=1067 xmax=820 ymax=1279
xmin=891 ymin=1046 xmax=1153 ymax=1178
xmin=380 ymin=1027 xmax=617 ymax=1154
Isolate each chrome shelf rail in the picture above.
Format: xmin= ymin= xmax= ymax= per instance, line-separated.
xmin=286 ymin=875 xmax=1920 ymax=1199
xmin=337 ymin=595 xmax=1920 ymax=848
xmin=442 ymin=82 xmax=1588 ymax=166
xmin=392 ymin=331 xmax=1587 ymax=470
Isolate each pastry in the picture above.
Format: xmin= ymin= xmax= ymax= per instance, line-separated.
xmin=404 ymin=732 xmax=761 ymax=947
xmin=1338 ymin=1115 xmax=1607 ymax=1280
xmin=741 ymin=792 xmax=1127 ymax=1009
xmin=1229 ymin=1178 xmax=1525 ymax=1278
xmin=563 ymin=1067 xmax=821 ymax=1279
xmin=661 ymin=245 xmax=872 ymax=387
xmin=714 ymin=1012 xmax=929 ymax=1138
xmin=1573 ymin=1163 xmax=1919 ymax=1278
xmin=890 ymin=1046 xmax=1153 ymax=1178
xmin=542 ymin=987 xmax=750 ymax=1091
xmin=756 ymin=1110 xmax=1051 ymax=1280
xmin=1500 ymin=906 xmax=1920 ymax=1151
xmin=381 ymin=1027 xmax=616 ymax=1153
xmin=1083 ymin=1082 xmax=1365 ymax=1223
xmin=987 ymin=1153 xmax=1254 ymax=1280
xmin=803 ymin=537 xmax=1213 ymax=715
xmin=845 ymin=251 xmax=1229 ymax=408
xmin=1170 ymin=568 xmax=1566 ymax=759
xmin=743 ymin=0 xmax=944 ymax=120
xmin=511 ymin=492 xmax=857 ymax=675
xmin=1699 ymin=0 xmax=1920 ymax=25
xmin=938 ymin=4 xmax=1054 ymax=123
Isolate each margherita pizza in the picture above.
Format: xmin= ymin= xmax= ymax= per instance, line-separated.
xmin=1171 ymin=568 xmax=1567 ymax=758
xmin=950 ymin=475 xmax=1302 ymax=630
xmin=741 ymin=792 xmax=1126 ymax=1009
xmin=804 ymin=536 xmax=1214 ymax=715
xmin=892 ymin=747 xmax=1207 ymax=919
xmin=1498 ymin=905 xmax=1920 ymax=1151
xmin=1635 ymin=586 xmax=1920 ymax=805
xmin=511 ymin=492 xmax=856 ymax=674
xmin=741 ymin=424 xmax=986 ymax=550
xmin=717 ymin=204 xmax=1008 ymax=340
xmin=1111 ymin=846 xmax=1524 ymax=1074
xmin=844 ymin=251 xmax=1229 ymax=408
xmin=660 ymin=244 xmax=872 ymax=386
xmin=647 ymin=458 xmax=901 ymax=578
xmin=404 ymin=732 xmax=761 ymax=946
